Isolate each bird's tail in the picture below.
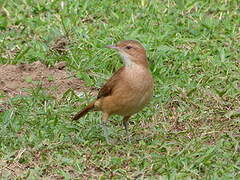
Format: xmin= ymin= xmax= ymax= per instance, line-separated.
xmin=72 ymin=102 xmax=95 ymax=120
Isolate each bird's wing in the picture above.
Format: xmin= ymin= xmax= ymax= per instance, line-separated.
xmin=97 ymin=67 xmax=124 ymax=99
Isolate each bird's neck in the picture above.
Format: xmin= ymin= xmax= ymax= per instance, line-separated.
xmin=120 ymin=53 xmax=148 ymax=68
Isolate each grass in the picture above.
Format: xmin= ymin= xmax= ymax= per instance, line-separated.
xmin=0 ymin=0 xmax=240 ymax=179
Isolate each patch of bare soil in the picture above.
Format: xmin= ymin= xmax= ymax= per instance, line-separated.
xmin=0 ymin=61 xmax=86 ymax=99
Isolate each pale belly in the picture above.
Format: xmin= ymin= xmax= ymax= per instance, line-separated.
xmin=113 ymin=77 xmax=153 ymax=116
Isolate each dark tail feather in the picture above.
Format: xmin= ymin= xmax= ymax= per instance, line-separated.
xmin=72 ymin=102 xmax=95 ymax=120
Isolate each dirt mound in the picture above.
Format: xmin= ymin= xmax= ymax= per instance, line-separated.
xmin=0 ymin=61 xmax=86 ymax=98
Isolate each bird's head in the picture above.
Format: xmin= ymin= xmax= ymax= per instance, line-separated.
xmin=107 ymin=40 xmax=148 ymax=67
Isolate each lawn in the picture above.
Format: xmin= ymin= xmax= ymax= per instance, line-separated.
xmin=0 ymin=0 xmax=239 ymax=179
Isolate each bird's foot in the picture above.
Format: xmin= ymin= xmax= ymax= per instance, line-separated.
xmin=101 ymin=122 xmax=111 ymax=144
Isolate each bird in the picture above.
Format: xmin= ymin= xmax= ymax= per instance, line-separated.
xmin=72 ymin=40 xmax=154 ymax=143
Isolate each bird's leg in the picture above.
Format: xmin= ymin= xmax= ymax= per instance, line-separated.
xmin=123 ymin=116 xmax=131 ymax=143
xmin=101 ymin=112 xmax=110 ymax=144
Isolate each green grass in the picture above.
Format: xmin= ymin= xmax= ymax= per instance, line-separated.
xmin=0 ymin=0 xmax=240 ymax=179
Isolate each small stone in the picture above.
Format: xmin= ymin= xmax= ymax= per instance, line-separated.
xmin=55 ymin=61 xmax=66 ymax=70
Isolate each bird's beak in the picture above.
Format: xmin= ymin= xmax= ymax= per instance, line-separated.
xmin=106 ymin=45 xmax=119 ymax=49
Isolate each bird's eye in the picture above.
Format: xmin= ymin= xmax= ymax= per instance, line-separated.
xmin=125 ymin=46 xmax=132 ymax=50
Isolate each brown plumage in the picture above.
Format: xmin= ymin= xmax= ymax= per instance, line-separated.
xmin=72 ymin=102 xmax=95 ymax=120
xmin=72 ymin=67 xmax=125 ymax=120
xmin=72 ymin=40 xmax=154 ymax=143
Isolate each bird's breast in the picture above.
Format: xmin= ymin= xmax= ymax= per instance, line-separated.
xmin=124 ymin=65 xmax=153 ymax=90
xmin=117 ymin=65 xmax=153 ymax=115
